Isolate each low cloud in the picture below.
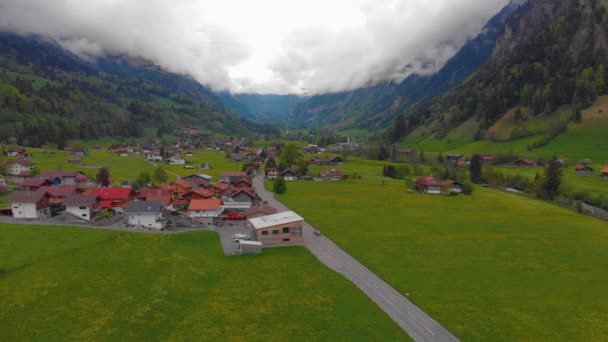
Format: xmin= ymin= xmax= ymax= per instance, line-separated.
xmin=0 ymin=0 xmax=508 ymax=94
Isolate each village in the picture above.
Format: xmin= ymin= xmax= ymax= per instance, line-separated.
xmin=1 ymin=131 xmax=607 ymax=257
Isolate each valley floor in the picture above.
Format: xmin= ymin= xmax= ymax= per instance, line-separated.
xmin=0 ymin=224 xmax=406 ymax=341
xmin=271 ymin=178 xmax=608 ymax=341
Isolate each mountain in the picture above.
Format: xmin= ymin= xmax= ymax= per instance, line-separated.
xmin=219 ymin=93 xmax=306 ymax=124
xmin=395 ymin=0 xmax=608 ymax=152
xmin=288 ymin=1 xmax=524 ymax=131
xmin=0 ymin=33 xmax=274 ymax=147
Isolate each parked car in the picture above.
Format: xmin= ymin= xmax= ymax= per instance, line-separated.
xmin=233 ymin=233 xmax=250 ymax=242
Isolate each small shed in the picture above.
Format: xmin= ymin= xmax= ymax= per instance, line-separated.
xmin=238 ymin=240 xmax=263 ymax=255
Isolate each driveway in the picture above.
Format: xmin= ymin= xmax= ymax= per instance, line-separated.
xmin=253 ymin=174 xmax=459 ymax=342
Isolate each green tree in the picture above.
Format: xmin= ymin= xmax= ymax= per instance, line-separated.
xmin=134 ymin=171 xmax=151 ymax=189
xmin=469 ymin=154 xmax=484 ymax=184
xmin=273 ymin=176 xmax=287 ymax=194
xmin=541 ymin=157 xmax=563 ymax=201
xmin=279 ymin=143 xmax=300 ymax=169
xmin=153 ymin=166 xmax=168 ymax=184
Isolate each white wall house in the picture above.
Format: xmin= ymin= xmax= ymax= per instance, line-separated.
xmin=125 ymin=201 xmax=167 ymax=229
xmin=63 ymin=194 xmax=98 ymax=221
xmin=147 ymin=154 xmax=163 ymax=162
xmin=168 ymin=157 xmax=186 ymax=165
xmin=8 ymin=191 xmax=50 ymax=219
xmin=186 ymin=199 xmax=223 ymax=225
xmin=7 ymin=161 xmax=34 ymax=176
xmin=281 ymin=170 xmax=298 ymax=181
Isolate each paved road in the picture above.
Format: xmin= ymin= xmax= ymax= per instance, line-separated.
xmin=253 ymin=174 xmax=459 ymax=342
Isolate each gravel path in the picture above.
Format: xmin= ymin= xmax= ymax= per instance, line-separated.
xmin=253 ymin=174 xmax=459 ymax=342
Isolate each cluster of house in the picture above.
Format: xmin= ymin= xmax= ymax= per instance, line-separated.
xmin=3 ymin=170 xmax=264 ymax=229
xmin=265 ymin=166 xmax=347 ymax=182
xmin=575 ymin=165 xmax=608 ymax=177
xmin=415 ymin=176 xmax=464 ymax=195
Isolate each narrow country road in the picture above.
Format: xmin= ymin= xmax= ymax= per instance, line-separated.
xmin=134 ymin=155 xmax=181 ymax=180
xmin=253 ymin=174 xmax=459 ymax=342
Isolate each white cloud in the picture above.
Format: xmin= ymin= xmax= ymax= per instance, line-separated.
xmin=0 ymin=0 xmax=508 ymax=94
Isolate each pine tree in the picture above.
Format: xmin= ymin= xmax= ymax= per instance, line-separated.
xmin=541 ymin=157 xmax=563 ymax=201
xmin=378 ymin=145 xmax=388 ymax=160
xmin=469 ymin=154 xmax=483 ymax=184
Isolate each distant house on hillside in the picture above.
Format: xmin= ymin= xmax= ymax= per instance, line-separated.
xmin=6 ymin=159 xmax=35 ymax=177
xmin=575 ymin=165 xmax=594 ymax=175
xmin=6 ymin=147 xmax=26 ymax=157
xmin=416 ymin=176 xmax=442 ymax=194
xmin=40 ymin=171 xmax=86 ymax=186
xmin=513 ymin=159 xmax=536 ymax=167
xmin=481 ymin=155 xmax=495 ymax=165
xmin=603 ymin=168 xmax=608 ymax=179
xmin=200 ymin=162 xmax=213 ymax=170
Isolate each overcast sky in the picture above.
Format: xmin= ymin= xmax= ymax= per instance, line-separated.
xmin=0 ymin=0 xmax=508 ymax=95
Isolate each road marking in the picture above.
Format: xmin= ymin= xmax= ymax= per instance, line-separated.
xmin=426 ymin=327 xmax=436 ymax=336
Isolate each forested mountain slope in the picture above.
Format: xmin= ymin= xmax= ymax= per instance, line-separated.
xmin=395 ymin=0 xmax=608 ymax=161
xmin=0 ymin=33 xmax=272 ymax=147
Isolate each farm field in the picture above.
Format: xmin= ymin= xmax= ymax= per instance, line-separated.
xmin=272 ymin=179 xmax=608 ymax=341
xmin=0 ymin=224 xmax=405 ymax=341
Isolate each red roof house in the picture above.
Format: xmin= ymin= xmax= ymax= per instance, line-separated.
xmin=39 ymin=186 xmax=84 ymax=204
xmin=89 ymin=187 xmax=134 ymax=212
xmin=575 ymin=165 xmax=594 ymax=175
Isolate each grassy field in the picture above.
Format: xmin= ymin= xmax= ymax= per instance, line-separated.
xmin=22 ymin=148 xmax=247 ymax=185
xmin=162 ymin=149 xmax=245 ymax=180
xmin=0 ymin=224 xmax=405 ymax=341
xmin=494 ymin=166 xmax=608 ymax=198
xmin=272 ymin=179 xmax=608 ymax=341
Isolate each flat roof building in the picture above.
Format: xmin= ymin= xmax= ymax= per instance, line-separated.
xmin=247 ymin=211 xmax=304 ymax=245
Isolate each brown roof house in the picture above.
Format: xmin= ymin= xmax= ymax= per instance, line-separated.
xmin=63 ymin=194 xmax=99 ymax=221
xmin=244 ymin=204 xmax=278 ymax=219
xmin=7 ymin=191 xmax=50 ymax=219
xmin=247 ymin=211 xmax=304 ymax=245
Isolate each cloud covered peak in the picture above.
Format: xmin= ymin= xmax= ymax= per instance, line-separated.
xmin=0 ymin=0 xmax=508 ymax=95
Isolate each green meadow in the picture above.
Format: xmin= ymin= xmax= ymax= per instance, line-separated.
xmin=494 ymin=165 xmax=608 ymax=198
xmin=0 ymin=224 xmax=405 ymax=341
xmin=273 ymin=179 xmax=608 ymax=341
xmin=21 ymin=148 xmax=249 ymax=185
